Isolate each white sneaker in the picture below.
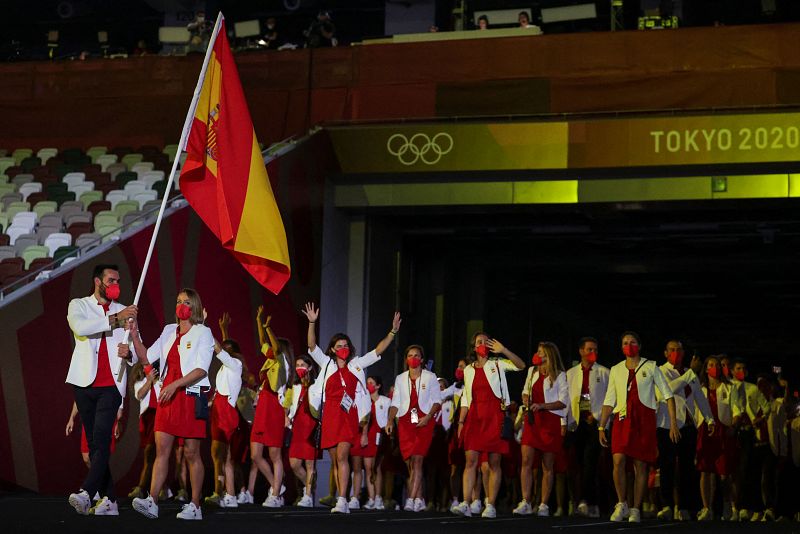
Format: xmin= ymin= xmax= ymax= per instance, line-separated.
xmin=413 ymin=498 xmax=426 ymax=512
xmin=628 ymin=508 xmax=641 ymax=523
xmin=221 ymin=494 xmax=238 ymax=508
xmin=739 ymin=508 xmax=752 ymax=521
xmin=576 ymin=502 xmax=589 ymax=516
xmin=89 ymin=497 xmax=119 ymax=516
xmin=588 ymin=505 xmax=600 ymax=518
xmin=403 ymin=498 xmax=415 ymax=511
xmin=698 ymin=508 xmax=713 ymax=521
xmin=763 ymin=508 xmax=776 ymax=521
xmin=554 ymin=506 xmax=564 ymax=517
xmin=237 ymin=490 xmax=254 ymax=504
xmin=132 ymin=495 xmax=159 ymax=519
xmin=677 ymin=508 xmax=691 ymax=521
xmin=513 ymin=501 xmax=533 ymax=515
xmin=68 ymin=490 xmax=91 ymax=515
xmin=470 ymin=499 xmax=483 ymax=514
xmin=331 ymin=496 xmax=350 ymax=514
xmin=262 ymin=495 xmax=282 ymax=508
xmin=364 ymin=498 xmax=376 ymax=510
xmin=481 ymin=503 xmax=497 ymax=518
xmin=176 ymin=502 xmax=202 ymax=520
xmin=374 ymin=496 xmax=385 ymax=510
xmin=750 ymin=511 xmax=762 ymax=522
xmin=537 ymin=503 xmax=550 ymax=517
xmin=92 ymin=491 xmax=100 ymax=502
xmin=657 ymin=506 xmax=672 ymax=520
xmin=349 ymin=497 xmax=360 ymax=510
xmin=610 ymin=502 xmax=629 ymax=522
xmin=298 ymin=489 xmax=314 ymax=508
xmin=451 ymin=501 xmax=472 ymax=517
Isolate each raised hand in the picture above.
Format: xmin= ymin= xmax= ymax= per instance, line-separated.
xmin=219 ymin=312 xmax=231 ymax=331
xmin=302 ymin=302 xmax=319 ymax=323
xmin=391 ymin=312 xmax=402 ymax=332
xmin=487 ymin=339 xmax=505 ymax=354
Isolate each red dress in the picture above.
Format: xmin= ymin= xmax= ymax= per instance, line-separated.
xmin=320 ymin=366 xmax=360 ymax=450
xmin=210 ymin=394 xmax=240 ymax=443
xmin=398 ymin=378 xmax=436 ymax=460
xmin=352 ymin=401 xmax=380 ymax=458
xmin=696 ymin=388 xmax=733 ymax=475
xmin=251 ymin=385 xmax=285 ymax=447
xmin=139 ymin=387 xmax=158 ymax=446
xmin=154 ymin=330 xmax=206 ymax=439
xmin=290 ymin=385 xmax=322 ymax=461
xmin=463 ymin=367 xmax=508 ymax=455
xmin=521 ymin=375 xmax=563 ymax=454
xmin=611 ymin=368 xmax=656 ymax=463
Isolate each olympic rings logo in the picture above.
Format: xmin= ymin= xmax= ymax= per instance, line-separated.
xmin=386 ymin=132 xmax=454 ymax=166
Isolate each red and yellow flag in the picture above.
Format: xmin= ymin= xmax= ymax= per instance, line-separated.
xmin=179 ymin=17 xmax=290 ymax=294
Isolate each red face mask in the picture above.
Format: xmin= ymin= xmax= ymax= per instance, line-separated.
xmin=475 ymin=344 xmax=489 ymax=358
xmin=707 ymin=366 xmax=719 ymax=379
xmin=295 ymin=367 xmax=308 ymax=379
xmin=734 ymin=370 xmax=745 ymax=381
xmin=335 ymin=346 xmax=350 ymax=360
xmin=667 ymin=350 xmax=683 ymax=368
xmin=176 ymin=303 xmax=192 ymax=320
xmin=586 ymin=352 xmax=597 ymax=364
xmin=104 ymin=283 xmax=120 ymax=301
xmin=623 ymin=344 xmax=639 ymax=358
xmin=367 ymin=383 xmax=378 ymax=394
xmin=532 ymin=353 xmax=543 ymax=366
xmin=454 ymin=368 xmax=464 ymax=381
xmin=407 ymin=356 xmax=422 ymax=369
xmin=722 ymin=366 xmax=731 ymax=377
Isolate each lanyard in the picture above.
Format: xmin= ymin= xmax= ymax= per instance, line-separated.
xmin=338 ymin=367 xmax=347 ymax=388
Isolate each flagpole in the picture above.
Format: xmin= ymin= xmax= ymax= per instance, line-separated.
xmin=118 ymin=13 xmax=225 ymax=381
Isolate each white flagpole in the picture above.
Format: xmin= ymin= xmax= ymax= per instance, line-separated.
xmin=118 ymin=13 xmax=225 ymax=381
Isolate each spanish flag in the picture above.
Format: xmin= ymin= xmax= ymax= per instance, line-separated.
xmin=179 ymin=15 xmax=290 ymax=294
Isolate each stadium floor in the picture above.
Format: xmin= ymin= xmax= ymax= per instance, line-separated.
xmin=2 ymin=494 xmax=799 ymax=534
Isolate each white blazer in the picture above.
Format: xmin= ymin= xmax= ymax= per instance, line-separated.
xmin=767 ymin=398 xmax=788 ymax=457
xmin=134 ymin=377 xmax=161 ymax=416
xmin=791 ymin=417 xmax=800 ymax=467
xmin=521 ymin=369 xmax=569 ymax=418
xmin=308 ymin=345 xmax=380 ymax=422
xmin=462 ymin=358 xmax=523 ymax=409
xmin=373 ymin=394 xmax=391 ymax=428
xmin=66 ymin=295 xmax=136 ymax=397
xmin=146 ymin=323 xmax=216 ymax=388
xmin=288 ymin=383 xmax=308 ymax=421
xmin=439 ymin=399 xmax=454 ymax=431
xmin=564 ymin=362 xmax=609 ymax=424
xmin=390 ymin=369 xmax=443 ymax=417
xmin=731 ymin=379 xmax=770 ymax=421
xmin=214 ymin=351 xmax=243 ymax=408
xmin=656 ymin=364 xmax=713 ymax=429
xmin=695 ymin=382 xmax=740 ymax=427
xmin=603 ymin=358 xmax=673 ymax=417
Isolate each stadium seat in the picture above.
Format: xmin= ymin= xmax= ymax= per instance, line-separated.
xmin=62 ymin=172 xmax=86 ymax=187
xmin=60 ymin=148 xmax=85 ymax=163
xmin=68 ymin=182 xmax=95 ymax=198
xmin=121 ymin=153 xmax=143 ymax=168
xmin=20 ymin=157 xmax=41 ymax=171
xmin=140 ymin=170 xmax=166 ymax=186
xmin=86 ymin=146 xmax=108 ymax=162
xmin=114 ymin=171 xmax=138 ymax=188
xmin=95 ymin=154 xmax=118 ymax=171
xmin=6 ymin=225 xmax=30 ymax=246
xmin=91 ymin=172 xmax=111 ymax=187
xmin=0 ymin=247 xmax=17 ymax=262
xmin=53 ymin=163 xmax=78 ymax=179
xmin=162 ymin=144 xmax=179 ymax=162
xmin=36 ymin=148 xmax=58 ymax=164
xmin=124 ymin=181 xmax=148 ymax=196
xmin=14 ymin=234 xmax=38 ymax=255
xmin=1 ymin=193 xmax=23 ymax=210
xmin=111 ymin=146 xmax=133 ymax=158
xmin=142 ymin=199 xmax=163 ymax=213
xmin=79 ymin=190 xmax=103 ymax=208
xmin=6 ymin=202 xmax=32 ymax=221
xmin=11 ymin=148 xmax=33 ymax=165
xmin=43 ymin=232 xmax=72 ymax=257
xmin=1 ymin=273 xmax=28 ymax=290
xmin=0 ymin=259 xmax=22 ymax=280
xmin=28 ymin=257 xmax=53 ymax=274
xmin=0 ymin=183 xmax=16 ymax=196
xmin=12 ymin=173 xmax=34 ymax=186
xmin=38 ymin=212 xmax=63 ymax=231
xmin=51 ymin=191 xmax=77 ymax=207
xmin=96 ymin=224 xmax=120 ymax=242
xmin=64 ymin=211 xmax=92 ymax=228
xmin=12 ymin=211 xmax=37 ymax=230
xmin=151 ymin=180 xmax=168 ymax=199
xmin=18 ymin=182 xmax=42 ymax=201
xmin=114 ymin=200 xmax=139 ymax=220
xmin=74 ymin=232 xmax=101 ymax=250
xmin=26 ymin=192 xmax=49 ymax=208
xmin=21 ymin=245 xmax=49 ymax=269
xmin=66 ymin=222 xmax=92 ymax=242
xmin=122 ymin=211 xmax=145 ymax=228
xmin=46 ymin=182 xmax=68 ymax=197
xmin=131 ymin=162 xmax=154 ymax=176
xmin=53 ymin=245 xmax=79 ymax=266
xmin=0 ymin=213 xmax=7 ymax=233
xmin=36 ymin=227 xmax=59 ymax=244
xmin=93 ymin=211 xmax=119 ymax=230
xmin=4 ymin=165 xmax=22 ymax=178
xmin=132 ymin=190 xmax=158 ymax=208
xmin=105 ymin=190 xmax=128 ymax=209
xmin=105 ymin=162 xmax=127 ymax=179
xmin=34 ymin=201 xmax=59 ymax=220
xmin=87 ymin=200 xmax=111 ymax=218
xmin=0 ymin=234 xmax=8 ymax=247
xmin=0 ymin=174 xmax=8 ymax=183
xmin=82 ymin=164 xmax=102 ymax=177
xmin=0 ymin=157 xmax=15 ymax=175
xmin=59 ymin=200 xmax=85 ymax=214
xmin=30 ymin=166 xmax=51 ymax=179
